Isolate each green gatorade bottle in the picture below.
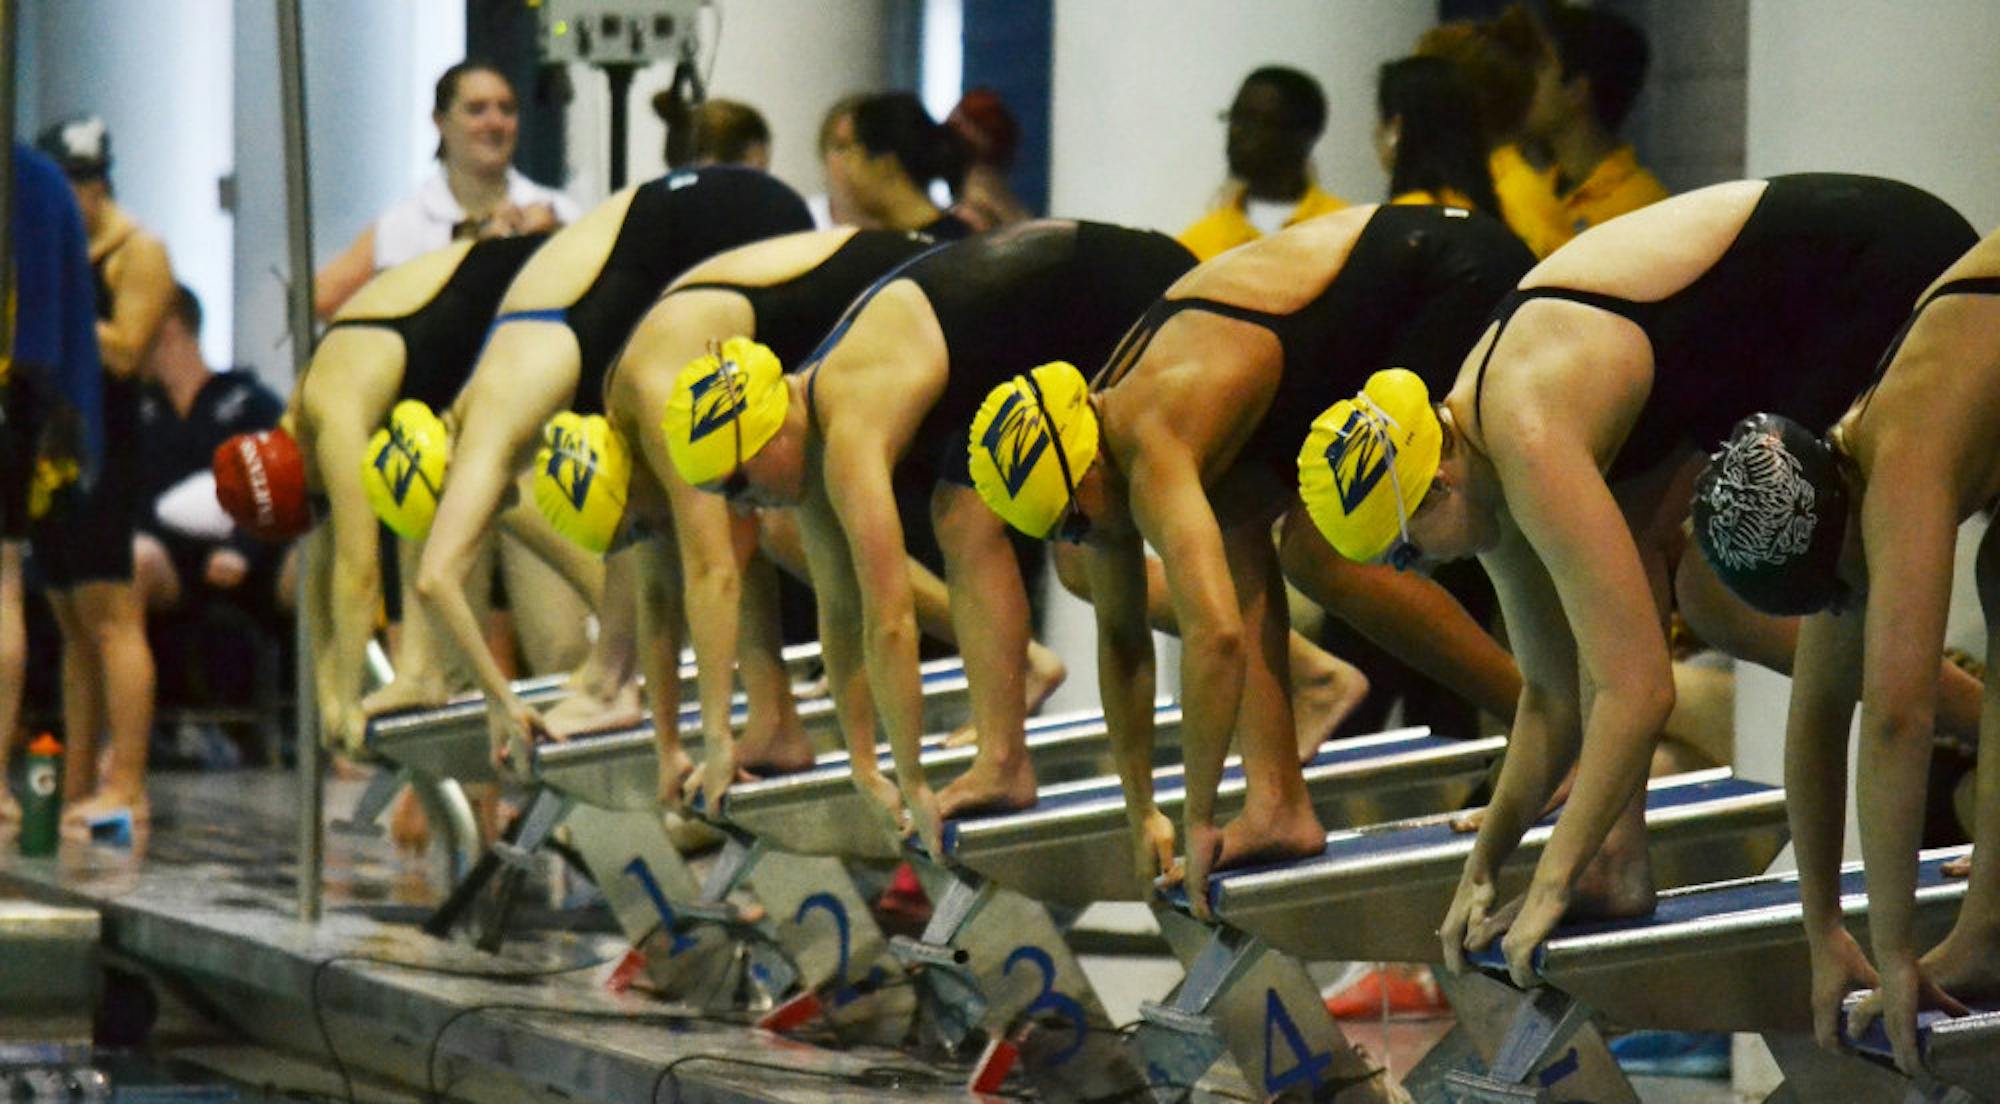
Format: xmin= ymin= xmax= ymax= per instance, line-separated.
xmin=20 ymin=733 xmax=62 ymax=856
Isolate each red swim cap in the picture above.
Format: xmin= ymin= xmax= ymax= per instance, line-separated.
xmin=213 ymin=428 xmax=310 ymax=542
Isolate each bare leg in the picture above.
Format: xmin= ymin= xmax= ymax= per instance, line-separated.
xmin=1676 ymin=541 xmax=1983 ymax=738
xmin=1215 ymin=521 xmax=1326 ymax=870
xmin=1279 ymin=507 xmax=1520 ymax=722
xmin=733 ymin=546 xmax=813 ymax=774
xmin=0 ymin=544 xmax=24 ymax=822
xmin=131 ymin=533 xmax=182 ymax=613
xmin=62 ymin=580 xmax=155 ymax=828
xmin=533 ymin=537 xmax=644 ymax=737
xmin=932 ymin=486 xmax=1041 ymax=819
xmin=1057 ymin=537 xmax=1364 ymax=759
xmin=361 ymin=536 xmax=461 ymax=715
xmin=47 ymin=592 xmax=102 ymax=802
xmin=1915 ymin=527 xmax=2000 ymax=1001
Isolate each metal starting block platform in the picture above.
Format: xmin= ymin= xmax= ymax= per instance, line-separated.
xmin=1123 ymin=771 xmax=1788 ymax=1104
xmin=1440 ymin=845 xmax=1987 ymax=1103
xmin=361 ymin=655 xmax=965 ymax=788
xmin=947 ymin=727 xmax=1503 ymax=905
xmin=532 ymin=658 xmax=977 ymax=814
xmin=1843 ymin=991 xmax=1998 ymax=1103
xmin=1205 ymin=768 xmax=1789 ymax=963
xmin=711 ymin=700 xmax=1179 ymax=860
xmin=886 ymin=729 xmax=1505 ymax=1102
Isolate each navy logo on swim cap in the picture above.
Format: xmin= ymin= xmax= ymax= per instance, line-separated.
xmin=542 ymin=424 xmax=596 ymax=510
xmin=1326 ymin=409 xmax=1390 ymax=513
xmin=687 ymin=363 xmax=746 ymax=443
xmin=980 ymin=390 xmax=1050 ymax=498
xmin=372 ymin=426 xmax=425 ymax=506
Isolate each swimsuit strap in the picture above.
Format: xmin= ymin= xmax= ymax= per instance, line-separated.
xmin=1473 ymin=286 xmax=1656 ymax=428
xmin=1093 ymin=296 xmax=1287 ymax=391
xmin=667 ymin=281 xmax=750 ymax=296
xmin=1851 ymin=275 xmax=2000 ymax=430
xmin=490 ymin=307 xmax=570 ymax=328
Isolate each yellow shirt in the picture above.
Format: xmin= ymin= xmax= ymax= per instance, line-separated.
xmin=1490 ymin=145 xmax=1568 ymax=258
xmin=1389 ymin=188 xmax=1477 ymax=210
xmin=1177 ymin=182 xmax=1347 ymax=261
xmin=1559 ymin=146 xmax=1669 ymax=240
xmin=1491 ymin=144 xmax=1669 ymax=257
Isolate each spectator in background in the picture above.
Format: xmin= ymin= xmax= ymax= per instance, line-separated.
xmin=945 ymin=88 xmax=1031 ymax=232
xmin=0 ymin=143 xmax=106 ymax=826
xmin=1179 ymin=66 xmax=1345 ymax=261
xmin=817 ymin=91 xmax=973 ymax=239
xmin=36 ymin=117 xmax=170 ymax=835
xmin=1416 ymin=13 xmax=1565 ymax=254
xmin=656 ymin=94 xmax=772 ymax=171
xmin=1532 ymin=2 xmax=1668 ymax=241
xmin=1375 ymin=56 xmax=1503 ymax=216
xmin=315 ymin=59 xmax=578 ymax=318
xmin=134 ymin=286 xmax=288 ymax=620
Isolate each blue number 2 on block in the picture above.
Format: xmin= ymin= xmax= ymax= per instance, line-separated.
xmin=1263 ymin=989 xmax=1333 ymax=1095
xmin=622 ymin=857 xmax=696 ymax=955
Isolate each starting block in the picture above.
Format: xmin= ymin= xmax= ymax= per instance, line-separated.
xmin=1205 ymin=768 xmax=1789 ymax=963
xmin=948 ymin=728 xmax=1503 ymax=905
xmin=362 ymin=655 xmax=967 ymax=792
xmin=908 ymin=728 xmax=1502 ymax=1102
xmin=714 ymin=701 xmax=1180 ymax=861
xmin=1842 ymin=993 xmax=1997 ymax=1103
xmin=1135 ymin=771 xmax=1788 ymax=1104
xmin=1445 ymin=844 xmax=1984 ymax=1103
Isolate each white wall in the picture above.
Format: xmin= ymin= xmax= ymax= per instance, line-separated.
xmin=25 ymin=0 xmax=235 ymax=369
xmin=574 ymin=0 xmax=893 ymax=209
xmin=232 ymin=0 xmax=463 ymax=393
xmin=1747 ymin=0 xmax=2000 ymax=231
xmin=1048 ymin=0 xmax=1435 ymax=233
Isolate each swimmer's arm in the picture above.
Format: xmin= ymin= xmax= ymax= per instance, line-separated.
xmin=1128 ymin=444 xmax=1240 ymax=833
xmin=822 ymin=430 xmax=929 ymax=806
xmin=1089 ymin=530 xmax=1160 ymax=819
xmin=315 ymin=227 xmax=376 ymax=321
xmin=797 ymin=492 xmax=878 ymax=770
xmin=1502 ymin=433 xmax=1674 ymax=897
xmin=1786 ymin=608 xmax=1864 ymax=942
xmin=1855 ymin=469 xmax=1959 ymax=969
xmin=667 ymin=474 xmax=753 ymax=761
xmin=96 ymin=234 xmax=173 ymax=378
xmin=633 ymin=535 xmax=689 ymax=762
xmin=1472 ymin=525 xmax=1582 ymax=876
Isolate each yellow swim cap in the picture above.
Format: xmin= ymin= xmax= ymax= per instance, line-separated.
xmin=1297 ymin=368 xmax=1441 ymax=563
xmin=532 ymin=412 xmax=632 ymax=554
xmin=662 ymin=336 xmax=787 ymax=488
xmin=967 ymin=361 xmax=1099 ymax=539
xmin=363 ymin=399 xmax=452 ymax=540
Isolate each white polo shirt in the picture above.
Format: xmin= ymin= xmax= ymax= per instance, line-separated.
xmin=372 ymin=167 xmax=580 ymax=270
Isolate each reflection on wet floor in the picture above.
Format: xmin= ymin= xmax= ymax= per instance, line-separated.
xmin=0 ymin=768 xmax=1746 ymax=1102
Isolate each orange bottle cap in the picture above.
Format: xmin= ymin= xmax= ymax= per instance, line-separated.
xmin=28 ymin=733 xmax=61 ymax=756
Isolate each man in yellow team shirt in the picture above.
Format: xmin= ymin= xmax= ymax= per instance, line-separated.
xmin=1179 ymin=67 xmax=1345 ymax=261
xmin=1503 ymin=3 xmax=1668 ymax=254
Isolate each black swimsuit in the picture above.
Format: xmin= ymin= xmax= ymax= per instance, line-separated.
xmin=1097 ymin=205 xmax=1534 ymax=480
xmin=666 ymin=229 xmax=944 ymax=372
xmin=321 ymin=234 xmax=546 ymax=410
xmin=489 ymin=167 xmax=813 ymax=414
xmin=805 ymin=220 xmax=1197 ymax=489
xmin=1470 ymin=173 xmax=1976 ymax=482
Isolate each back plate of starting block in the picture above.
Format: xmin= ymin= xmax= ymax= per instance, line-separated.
xmin=716 ymin=701 xmax=1177 ymax=860
xmin=1531 ymin=845 xmax=1970 ymax=1034
xmin=948 ymin=728 xmax=1500 ymax=904
xmin=1208 ymin=769 xmax=1789 ymax=964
